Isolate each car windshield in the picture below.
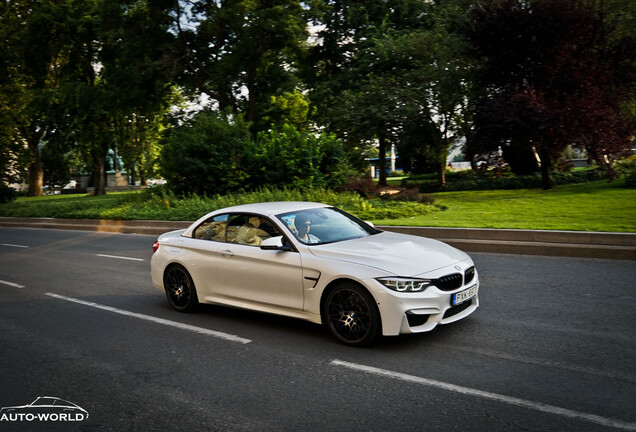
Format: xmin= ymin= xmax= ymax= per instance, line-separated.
xmin=278 ymin=207 xmax=380 ymax=245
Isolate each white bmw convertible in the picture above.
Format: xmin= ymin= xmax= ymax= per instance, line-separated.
xmin=151 ymin=202 xmax=479 ymax=346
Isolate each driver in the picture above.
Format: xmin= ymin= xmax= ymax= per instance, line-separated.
xmin=295 ymin=215 xmax=320 ymax=244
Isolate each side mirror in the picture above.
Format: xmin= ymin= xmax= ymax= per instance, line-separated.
xmin=365 ymin=221 xmax=375 ymax=228
xmin=260 ymin=236 xmax=291 ymax=251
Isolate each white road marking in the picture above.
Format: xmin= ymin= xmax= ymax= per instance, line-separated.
xmin=0 ymin=280 xmax=25 ymax=289
xmin=45 ymin=293 xmax=252 ymax=344
xmin=331 ymin=359 xmax=636 ymax=432
xmin=1 ymin=243 xmax=29 ymax=248
xmin=428 ymin=342 xmax=636 ymax=383
xmin=96 ymin=254 xmax=145 ymax=262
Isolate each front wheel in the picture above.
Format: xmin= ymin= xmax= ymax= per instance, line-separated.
xmin=324 ymin=283 xmax=381 ymax=347
xmin=164 ymin=264 xmax=198 ymax=312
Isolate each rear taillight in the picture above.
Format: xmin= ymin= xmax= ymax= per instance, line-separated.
xmin=152 ymin=241 xmax=160 ymax=253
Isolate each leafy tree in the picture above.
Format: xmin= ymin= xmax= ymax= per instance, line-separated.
xmin=465 ymin=0 xmax=636 ymax=189
xmin=327 ymin=76 xmax=402 ymax=186
xmin=0 ymin=0 xmax=86 ymax=196
xmin=265 ymin=90 xmax=313 ymax=132
xmin=98 ymin=0 xmax=178 ymax=189
xmin=173 ymin=0 xmax=308 ymax=131
xmin=303 ymin=0 xmax=430 ymax=186
xmin=383 ymin=1 xmax=475 ymax=187
xmin=305 ymin=0 xmax=473 ymax=188
xmin=41 ymin=139 xmax=72 ymax=190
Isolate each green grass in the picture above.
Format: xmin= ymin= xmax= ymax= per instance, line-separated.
xmin=1 ymin=180 xmax=634 ymax=232
xmin=375 ymin=180 xmax=636 ymax=232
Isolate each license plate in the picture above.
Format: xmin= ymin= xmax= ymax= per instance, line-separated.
xmin=451 ymin=285 xmax=477 ymax=306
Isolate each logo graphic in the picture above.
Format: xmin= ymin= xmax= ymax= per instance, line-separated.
xmin=0 ymin=397 xmax=89 ymax=422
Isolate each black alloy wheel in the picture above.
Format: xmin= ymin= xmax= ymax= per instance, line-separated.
xmin=325 ymin=283 xmax=381 ymax=346
xmin=164 ymin=265 xmax=198 ymax=312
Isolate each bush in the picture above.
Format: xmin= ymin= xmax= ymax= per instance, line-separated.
xmin=616 ymin=157 xmax=636 ymax=188
xmin=254 ymin=125 xmax=356 ymax=190
xmin=380 ymin=187 xmax=435 ymax=204
xmin=66 ymin=186 xmax=438 ymax=221
xmin=0 ymin=184 xmax=18 ymax=204
xmin=405 ymin=167 xmax=607 ymax=192
xmin=339 ymin=177 xmax=379 ymax=198
xmin=160 ymin=110 xmax=254 ymax=197
xmin=161 ymin=112 xmax=358 ymax=196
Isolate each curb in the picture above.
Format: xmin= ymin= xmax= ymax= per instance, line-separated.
xmin=1 ymin=217 xmax=634 ymax=261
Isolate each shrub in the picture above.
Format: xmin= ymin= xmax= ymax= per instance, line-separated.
xmin=380 ymin=187 xmax=435 ymax=204
xmin=339 ymin=177 xmax=379 ymax=199
xmin=253 ymin=125 xmax=355 ymax=190
xmin=619 ymin=158 xmax=636 ymax=188
xmin=405 ymin=167 xmax=607 ymax=192
xmin=160 ymin=110 xmax=254 ymax=197
xmin=0 ymin=184 xmax=18 ymax=204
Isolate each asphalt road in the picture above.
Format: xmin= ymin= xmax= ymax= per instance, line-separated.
xmin=0 ymin=227 xmax=634 ymax=432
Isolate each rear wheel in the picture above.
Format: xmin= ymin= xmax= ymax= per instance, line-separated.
xmin=324 ymin=283 xmax=381 ymax=347
xmin=164 ymin=265 xmax=198 ymax=312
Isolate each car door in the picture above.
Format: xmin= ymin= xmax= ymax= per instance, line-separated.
xmin=213 ymin=214 xmax=304 ymax=310
xmin=181 ymin=214 xmax=228 ymax=297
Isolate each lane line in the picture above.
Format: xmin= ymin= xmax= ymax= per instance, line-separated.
xmin=0 ymin=280 xmax=25 ymax=289
xmin=96 ymin=254 xmax=145 ymax=262
xmin=331 ymin=359 xmax=636 ymax=432
xmin=45 ymin=293 xmax=251 ymax=344
xmin=428 ymin=342 xmax=636 ymax=384
xmin=1 ymin=243 xmax=29 ymax=248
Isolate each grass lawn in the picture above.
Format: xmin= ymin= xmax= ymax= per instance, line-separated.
xmin=1 ymin=180 xmax=634 ymax=232
xmin=374 ymin=180 xmax=636 ymax=232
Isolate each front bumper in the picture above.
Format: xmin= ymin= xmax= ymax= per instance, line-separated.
xmin=370 ymin=274 xmax=480 ymax=336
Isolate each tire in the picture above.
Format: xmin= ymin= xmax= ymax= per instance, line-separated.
xmin=163 ymin=264 xmax=199 ymax=312
xmin=324 ymin=283 xmax=381 ymax=347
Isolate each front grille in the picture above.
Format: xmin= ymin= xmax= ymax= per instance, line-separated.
xmin=443 ymin=299 xmax=472 ymax=319
xmin=465 ymin=267 xmax=475 ymax=285
xmin=406 ymin=312 xmax=430 ymax=327
xmin=434 ymin=273 xmax=463 ymax=291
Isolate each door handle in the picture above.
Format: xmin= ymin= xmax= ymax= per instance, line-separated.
xmin=220 ymin=250 xmax=234 ymax=257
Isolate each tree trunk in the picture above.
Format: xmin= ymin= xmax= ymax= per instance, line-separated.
xmin=137 ymin=158 xmax=147 ymax=186
xmin=27 ymin=158 xmax=44 ymax=197
xmin=93 ymin=153 xmax=106 ymax=196
xmin=436 ymin=136 xmax=451 ymax=189
xmin=377 ymin=135 xmax=388 ymax=187
xmin=539 ymin=148 xmax=553 ymax=190
xmin=26 ymin=137 xmax=43 ymax=196
xmin=437 ymin=156 xmax=447 ymax=189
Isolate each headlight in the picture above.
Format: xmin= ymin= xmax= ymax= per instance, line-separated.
xmin=376 ymin=277 xmax=432 ymax=293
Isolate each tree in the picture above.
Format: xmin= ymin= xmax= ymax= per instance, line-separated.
xmin=303 ymin=0 xmax=432 ymax=186
xmin=304 ymin=0 xmax=474 ymax=188
xmin=173 ymin=0 xmax=308 ymax=131
xmin=465 ymin=0 xmax=636 ymax=189
xmin=328 ymin=76 xmax=402 ymax=186
xmin=98 ymin=0 xmax=178 ymax=187
xmin=0 ymin=0 xmax=84 ymax=196
xmin=383 ymin=1 xmax=475 ymax=188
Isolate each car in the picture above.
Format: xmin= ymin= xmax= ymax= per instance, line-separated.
xmin=0 ymin=397 xmax=89 ymax=420
xmin=150 ymin=202 xmax=479 ymax=346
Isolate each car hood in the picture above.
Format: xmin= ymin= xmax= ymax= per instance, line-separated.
xmin=308 ymin=231 xmax=470 ymax=276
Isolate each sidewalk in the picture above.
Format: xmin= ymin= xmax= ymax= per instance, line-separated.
xmin=1 ymin=217 xmax=634 ymax=260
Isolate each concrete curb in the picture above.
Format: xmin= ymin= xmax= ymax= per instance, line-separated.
xmin=1 ymin=217 xmax=634 ymax=260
